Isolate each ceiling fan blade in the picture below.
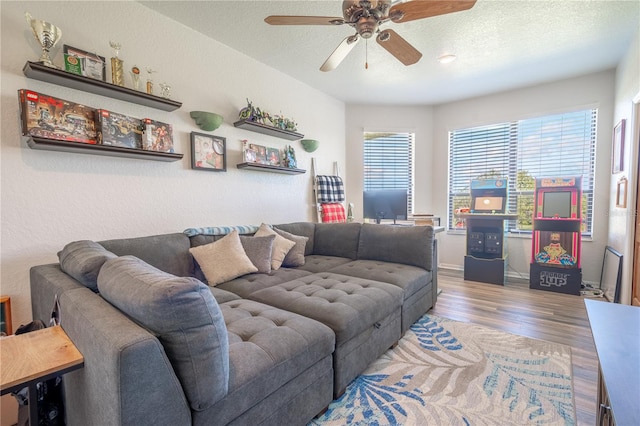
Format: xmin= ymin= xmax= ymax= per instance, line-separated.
xmin=390 ymin=0 xmax=476 ymax=23
xmin=376 ymin=29 xmax=422 ymax=66
xmin=265 ymin=16 xmax=344 ymax=25
xmin=320 ymin=35 xmax=360 ymax=72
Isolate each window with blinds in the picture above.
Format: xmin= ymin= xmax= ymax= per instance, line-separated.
xmin=448 ymin=108 xmax=597 ymax=236
xmin=364 ymin=132 xmax=414 ymax=214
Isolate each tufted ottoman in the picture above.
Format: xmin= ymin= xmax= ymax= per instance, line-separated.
xmin=247 ymin=272 xmax=403 ymax=397
xmin=193 ymin=298 xmax=335 ymax=426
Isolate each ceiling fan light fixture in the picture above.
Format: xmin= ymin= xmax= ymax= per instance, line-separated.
xmin=438 ymin=54 xmax=457 ymax=64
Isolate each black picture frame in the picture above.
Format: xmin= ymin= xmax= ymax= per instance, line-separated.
xmin=63 ymin=44 xmax=106 ymax=81
xmin=191 ymin=132 xmax=226 ymax=172
xmin=600 ymin=245 xmax=623 ymax=303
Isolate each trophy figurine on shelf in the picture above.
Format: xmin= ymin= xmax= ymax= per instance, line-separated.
xmin=145 ymin=67 xmax=156 ymax=95
xmin=159 ymin=82 xmax=171 ymax=99
xmin=25 ymin=12 xmax=62 ymax=68
xmin=109 ymin=41 xmax=124 ymax=86
xmin=130 ymin=66 xmax=141 ymax=91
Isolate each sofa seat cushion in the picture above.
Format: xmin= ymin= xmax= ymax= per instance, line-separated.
xmin=209 ymin=286 xmax=242 ymax=304
xmin=293 ymin=255 xmax=353 ymax=273
xmin=248 ymin=272 xmax=403 ymax=344
xmin=328 ymin=259 xmax=431 ymax=300
xmin=97 ymin=256 xmax=229 ymax=411
xmin=204 ymin=299 xmax=334 ymax=424
xmin=217 ymin=268 xmax=313 ymax=299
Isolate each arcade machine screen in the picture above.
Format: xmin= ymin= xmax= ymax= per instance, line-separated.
xmin=473 ymin=196 xmax=504 ymax=213
xmin=542 ymin=191 xmax=572 ymax=218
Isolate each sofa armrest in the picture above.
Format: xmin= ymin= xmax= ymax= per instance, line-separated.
xmin=58 ymin=287 xmax=192 ymax=426
xmin=30 ymin=264 xmax=85 ymax=324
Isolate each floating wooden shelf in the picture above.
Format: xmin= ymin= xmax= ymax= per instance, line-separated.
xmin=25 ymin=137 xmax=183 ymax=162
xmin=236 ymin=162 xmax=305 ymax=174
xmin=233 ymin=119 xmax=303 ymax=141
xmin=23 ymin=61 xmax=182 ymax=112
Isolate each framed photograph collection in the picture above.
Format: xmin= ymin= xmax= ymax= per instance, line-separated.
xmin=63 ymin=45 xmax=106 ymax=81
xmin=191 ymin=132 xmax=226 ymax=172
xmin=243 ymin=141 xmax=284 ymax=166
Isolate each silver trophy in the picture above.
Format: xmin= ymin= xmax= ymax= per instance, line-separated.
xmin=25 ymin=12 xmax=62 ymax=68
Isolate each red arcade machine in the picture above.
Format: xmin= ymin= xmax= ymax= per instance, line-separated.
xmin=530 ymin=176 xmax=582 ymax=295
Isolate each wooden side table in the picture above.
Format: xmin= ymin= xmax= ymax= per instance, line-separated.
xmin=0 ymin=296 xmax=11 ymax=335
xmin=0 ymin=325 xmax=83 ymax=424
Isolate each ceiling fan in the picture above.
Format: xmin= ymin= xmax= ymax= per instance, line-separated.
xmin=265 ymin=0 xmax=477 ymax=72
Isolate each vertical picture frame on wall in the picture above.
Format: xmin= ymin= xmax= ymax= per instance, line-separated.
xmin=612 ymin=119 xmax=625 ymax=173
xmin=191 ymin=132 xmax=226 ymax=172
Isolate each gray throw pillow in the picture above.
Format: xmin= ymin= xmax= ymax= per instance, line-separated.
xmin=98 ymin=256 xmax=229 ymax=411
xmin=239 ymin=234 xmax=275 ymax=274
xmin=273 ymin=227 xmax=308 ymax=267
xmin=58 ymin=240 xmax=117 ymax=292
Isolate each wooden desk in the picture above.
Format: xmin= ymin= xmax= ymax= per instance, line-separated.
xmin=1 ymin=325 xmax=83 ymax=424
xmin=585 ymin=299 xmax=640 ymax=426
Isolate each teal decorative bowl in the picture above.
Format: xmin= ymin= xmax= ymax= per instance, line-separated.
xmin=190 ymin=111 xmax=223 ymax=131
xmin=301 ymin=139 xmax=319 ymax=153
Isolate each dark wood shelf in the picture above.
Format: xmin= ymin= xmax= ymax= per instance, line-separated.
xmin=23 ymin=61 xmax=182 ymax=112
xmin=236 ymin=162 xmax=305 ymax=174
xmin=233 ymin=119 xmax=303 ymax=141
xmin=26 ymin=137 xmax=183 ymax=162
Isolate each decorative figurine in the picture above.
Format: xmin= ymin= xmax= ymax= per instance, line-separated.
xmin=130 ymin=66 xmax=141 ymax=91
xmin=109 ymin=41 xmax=124 ymax=86
xmin=159 ymin=82 xmax=171 ymax=99
xmin=25 ymin=12 xmax=62 ymax=68
xmin=145 ymin=67 xmax=156 ymax=95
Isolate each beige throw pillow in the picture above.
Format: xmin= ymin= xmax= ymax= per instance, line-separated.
xmin=255 ymin=223 xmax=295 ymax=270
xmin=189 ymin=230 xmax=258 ymax=286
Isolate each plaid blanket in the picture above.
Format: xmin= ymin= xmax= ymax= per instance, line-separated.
xmin=321 ymin=203 xmax=346 ymax=223
xmin=183 ymin=225 xmax=259 ymax=237
xmin=316 ymin=175 xmax=345 ymax=203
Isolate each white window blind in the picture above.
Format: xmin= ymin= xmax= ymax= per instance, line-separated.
xmin=364 ymin=132 xmax=414 ymax=214
xmin=448 ymin=109 xmax=597 ymax=235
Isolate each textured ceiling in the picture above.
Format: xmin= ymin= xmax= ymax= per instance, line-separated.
xmin=139 ymin=0 xmax=640 ymax=105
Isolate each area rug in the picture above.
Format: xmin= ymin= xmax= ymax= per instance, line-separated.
xmin=310 ymin=314 xmax=575 ymax=426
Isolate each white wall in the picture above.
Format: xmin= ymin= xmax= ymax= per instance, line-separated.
xmin=611 ymin=27 xmax=640 ymax=304
xmin=1 ymin=1 xmax=345 ymax=328
xmin=348 ymin=70 xmax=616 ymax=286
xmin=345 ymin=105 xmax=434 ymax=215
xmin=434 ymin=71 xmax=615 ymax=284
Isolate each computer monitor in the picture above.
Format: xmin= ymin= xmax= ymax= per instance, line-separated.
xmin=542 ymin=191 xmax=572 ymax=218
xmin=363 ymin=189 xmax=408 ymax=224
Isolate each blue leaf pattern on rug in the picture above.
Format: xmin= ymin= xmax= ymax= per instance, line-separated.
xmin=310 ymin=314 xmax=576 ymax=426
xmin=411 ymin=317 xmax=464 ymax=351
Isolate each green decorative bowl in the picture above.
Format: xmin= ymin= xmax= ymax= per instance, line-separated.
xmin=190 ymin=111 xmax=223 ymax=131
xmin=301 ymin=139 xmax=319 ymax=153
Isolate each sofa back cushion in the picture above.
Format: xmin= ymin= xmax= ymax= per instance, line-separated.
xmin=313 ymin=223 xmax=361 ymax=259
xmin=98 ymin=256 xmax=229 ymax=411
xmin=357 ymin=223 xmax=434 ymax=270
xmin=274 ymin=222 xmax=316 ymax=255
xmin=99 ymin=233 xmax=193 ymax=278
xmin=58 ymin=240 xmax=117 ymax=292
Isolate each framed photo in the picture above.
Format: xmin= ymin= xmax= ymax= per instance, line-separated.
xmin=191 ymin=132 xmax=226 ymax=172
xmin=249 ymin=143 xmax=267 ymax=164
xmin=0 ymin=296 xmax=12 ymax=335
xmin=616 ymin=176 xmax=627 ymax=208
xmin=612 ymin=119 xmax=625 ymax=173
xmin=63 ymin=44 xmax=106 ymax=81
xmin=243 ymin=148 xmax=258 ymax=163
xmin=266 ymin=147 xmax=281 ymax=166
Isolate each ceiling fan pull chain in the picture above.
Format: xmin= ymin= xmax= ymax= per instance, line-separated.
xmin=365 ymin=39 xmax=369 ymax=69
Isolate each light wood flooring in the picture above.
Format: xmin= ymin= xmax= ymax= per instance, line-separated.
xmin=431 ymin=269 xmax=599 ymax=426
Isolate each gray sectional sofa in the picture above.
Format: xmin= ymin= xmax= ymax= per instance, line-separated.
xmin=30 ymin=222 xmax=437 ymax=426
